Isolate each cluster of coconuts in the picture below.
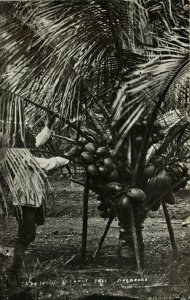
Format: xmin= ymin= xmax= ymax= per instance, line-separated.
xmin=114 ymin=188 xmax=146 ymax=221
xmin=68 ymin=138 xmax=147 ymax=218
xmin=68 ymin=138 xmax=121 ymax=190
xmin=143 ymin=159 xmax=189 ymax=211
xmin=134 ymin=118 xmax=165 ymax=147
xmin=79 ymin=142 xmax=121 ymax=185
xmin=97 ymin=187 xmax=146 ymax=219
xmin=68 ymin=139 xmax=124 ymax=218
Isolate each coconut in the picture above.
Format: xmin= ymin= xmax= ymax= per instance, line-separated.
xmin=103 ymin=157 xmax=114 ymax=169
xmin=151 ymin=156 xmax=163 ymax=165
xmin=119 ymin=195 xmax=132 ymax=210
xmin=84 ymin=142 xmax=97 ymax=153
xmin=78 ymin=137 xmax=88 ymax=145
xmin=99 ymin=165 xmax=109 ymax=177
xmin=81 ymin=152 xmax=96 ymax=164
xmin=101 ymin=182 xmax=123 ymax=196
xmin=108 ymin=169 xmax=119 ymax=181
xmin=143 ymin=164 xmax=156 ymax=179
xmin=96 ymin=147 xmax=109 ymax=157
xmin=87 ymin=164 xmax=99 ymax=177
xmin=67 ymin=146 xmax=78 ymax=157
xmin=127 ymin=188 xmax=146 ymax=202
xmin=149 ymin=170 xmax=172 ymax=192
xmin=156 ymin=170 xmax=172 ymax=187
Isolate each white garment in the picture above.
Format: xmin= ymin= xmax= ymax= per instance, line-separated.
xmin=13 ymin=156 xmax=69 ymax=207
xmin=13 ymin=124 xmax=69 ymax=207
xmin=34 ymin=156 xmax=69 ymax=171
xmin=35 ymin=126 xmax=52 ymax=148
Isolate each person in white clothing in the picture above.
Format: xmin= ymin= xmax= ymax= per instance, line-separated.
xmin=8 ymin=115 xmax=70 ymax=279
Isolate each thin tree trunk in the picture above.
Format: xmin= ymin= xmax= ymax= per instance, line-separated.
xmin=81 ymin=172 xmax=90 ymax=260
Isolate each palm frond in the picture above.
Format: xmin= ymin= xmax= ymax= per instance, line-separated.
xmin=152 ymin=117 xmax=190 ymax=163
xmin=0 ymin=87 xmax=26 ymax=147
xmin=111 ymin=0 xmax=189 ymax=154
xmin=0 ymin=0 xmax=149 ymax=146
xmin=0 ymin=0 xmax=130 ymax=122
xmin=0 ymin=0 xmax=189 ymax=163
xmin=112 ymin=54 xmax=189 ymax=154
xmin=0 ymin=148 xmax=50 ymax=209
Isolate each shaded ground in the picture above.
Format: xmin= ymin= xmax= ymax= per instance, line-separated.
xmin=1 ymin=172 xmax=190 ymax=299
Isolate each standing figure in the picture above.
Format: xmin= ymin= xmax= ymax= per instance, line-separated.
xmin=7 ymin=115 xmax=70 ymax=280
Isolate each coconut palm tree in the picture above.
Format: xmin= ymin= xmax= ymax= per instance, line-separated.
xmin=0 ymin=0 xmax=189 ymax=271
xmin=0 ymin=0 xmax=147 ymax=204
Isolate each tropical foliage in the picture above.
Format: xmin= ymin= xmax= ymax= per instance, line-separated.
xmin=0 ymin=0 xmax=189 ymax=209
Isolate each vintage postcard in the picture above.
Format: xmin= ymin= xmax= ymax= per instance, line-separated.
xmin=0 ymin=1 xmax=190 ymax=299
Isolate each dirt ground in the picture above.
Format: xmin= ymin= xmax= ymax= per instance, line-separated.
xmin=1 ymin=171 xmax=190 ymax=300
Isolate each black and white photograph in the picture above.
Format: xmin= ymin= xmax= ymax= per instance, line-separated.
xmin=0 ymin=1 xmax=190 ymax=299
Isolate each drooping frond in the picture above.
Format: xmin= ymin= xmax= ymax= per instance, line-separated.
xmin=112 ymin=54 xmax=189 ymax=154
xmin=0 ymin=0 xmax=151 ymax=145
xmin=0 ymin=1 xmax=135 ymax=115
xmin=0 ymin=148 xmax=50 ymax=209
xmin=112 ymin=18 xmax=189 ymax=147
xmin=153 ymin=116 xmax=190 ymax=163
xmin=0 ymin=0 xmax=189 ymax=161
xmin=110 ymin=0 xmax=189 ymax=154
xmin=0 ymin=86 xmax=26 ymax=147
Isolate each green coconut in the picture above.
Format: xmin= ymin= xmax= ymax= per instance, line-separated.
xmin=99 ymin=165 xmax=109 ymax=177
xmin=87 ymin=164 xmax=99 ymax=177
xmin=96 ymin=147 xmax=109 ymax=157
xmin=84 ymin=142 xmax=97 ymax=153
xmin=143 ymin=164 xmax=156 ymax=179
xmin=127 ymin=188 xmax=146 ymax=202
xmin=81 ymin=152 xmax=96 ymax=164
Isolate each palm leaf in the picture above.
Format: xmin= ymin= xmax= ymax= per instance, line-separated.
xmin=151 ymin=117 xmax=190 ymax=163
xmin=111 ymin=0 xmax=189 ymax=155
xmin=0 ymin=1 xmax=189 ymax=166
xmin=0 ymin=0 xmax=148 ymax=146
xmin=0 ymin=1 xmax=127 ymax=120
xmin=0 ymin=148 xmax=50 ymax=210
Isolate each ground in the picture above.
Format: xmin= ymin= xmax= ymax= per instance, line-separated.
xmin=0 ymin=172 xmax=190 ymax=300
